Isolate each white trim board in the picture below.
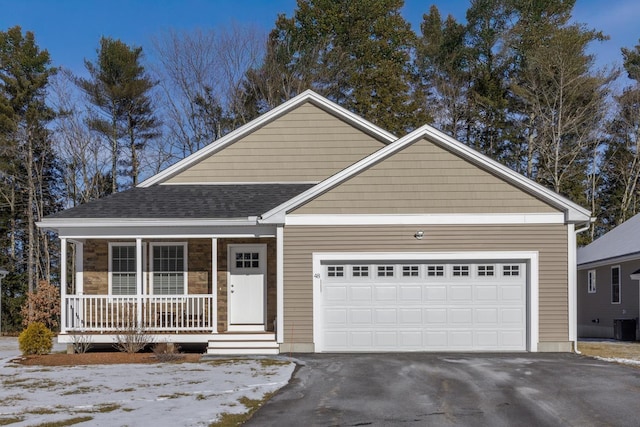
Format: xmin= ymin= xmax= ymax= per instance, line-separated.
xmin=285 ymin=213 xmax=565 ymax=226
xmin=311 ymin=251 xmax=539 ymax=352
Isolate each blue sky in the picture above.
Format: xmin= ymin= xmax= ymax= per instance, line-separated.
xmin=1 ymin=0 xmax=639 ymax=79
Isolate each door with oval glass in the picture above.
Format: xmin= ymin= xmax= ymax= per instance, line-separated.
xmin=228 ymin=244 xmax=267 ymax=331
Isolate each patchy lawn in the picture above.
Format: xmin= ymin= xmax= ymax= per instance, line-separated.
xmin=579 ymin=340 xmax=640 ymax=366
xmin=0 ymin=338 xmax=295 ymax=426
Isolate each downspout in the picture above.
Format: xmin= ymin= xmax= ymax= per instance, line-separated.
xmin=573 ymin=218 xmax=595 ymax=354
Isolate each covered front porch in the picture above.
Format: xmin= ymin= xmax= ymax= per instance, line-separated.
xmin=57 ymin=230 xmax=284 ymax=354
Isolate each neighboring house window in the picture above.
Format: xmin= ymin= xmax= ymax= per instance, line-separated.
xmin=377 ymin=265 xmax=394 ymax=277
xmin=151 ymin=243 xmax=186 ymax=295
xmin=611 ymin=266 xmax=621 ymax=304
xmin=352 ymin=266 xmax=369 ymax=277
xmin=327 ymin=266 xmax=344 ymax=277
xmin=110 ymin=244 xmax=137 ymax=295
xmin=587 ymin=270 xmax=596 ymax=293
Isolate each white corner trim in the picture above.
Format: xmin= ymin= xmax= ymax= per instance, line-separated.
xmin=139 ymin=90 xmax=395 ymax=187
xmin=285 ymin=213 xmax=565 ymax=226
xmin=276 ymin=226 xmax=284 ymax=343
xmin=311 ymin=251 xmax=539 ymax=352
xmin=567 ymin=224 xmax=577 ymax=343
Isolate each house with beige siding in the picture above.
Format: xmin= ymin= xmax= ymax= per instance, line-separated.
xmin=38 ymin=90 xmax=591 ymax=354
xmin=577 ymin=214 xmax=640 ymax=341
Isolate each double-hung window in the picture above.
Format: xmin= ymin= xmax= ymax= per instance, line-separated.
xmin=611 ymin=266 xmax=621 ymax=304
xmin=110 ymin=243 xmax=137 ymax=295
xmin=151 ymin=243 xmax=187 ymax=295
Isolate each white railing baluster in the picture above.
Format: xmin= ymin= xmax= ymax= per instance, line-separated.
xmin=62 ymin=295 xmax=213 ymax=333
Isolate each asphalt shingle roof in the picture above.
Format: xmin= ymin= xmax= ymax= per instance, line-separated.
xmin=577 ymin=212 xmax=640 ymax=266
xmin=46 ymin=184 xmax=315 ymax=220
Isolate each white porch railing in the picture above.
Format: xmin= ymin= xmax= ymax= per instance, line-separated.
xmin=62 ymin=295 xmax=214 ymax=333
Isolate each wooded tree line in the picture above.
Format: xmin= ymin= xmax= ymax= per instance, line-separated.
xmin=0 ymin=0 xmax=639 ymax=331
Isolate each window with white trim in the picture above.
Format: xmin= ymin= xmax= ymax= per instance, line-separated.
xmin=587 ymin=270 xmax=596 ymax=293
xmin=352 ymin=265 xmax=369 ymax=277
xmin=402 ymin=265 xmax=419 ymax=277
xmin=503 ymin=265 xmax=520 ymax=276
xmin=452 ymin=265 xmax=470 ymax=277
xmin=477 ymin=265 xmax=495 ymax=277
xmin=611 ymin=266 xmax=621 ymax=304
xmin=110 ymin=244 xmax=137 ymax=295
xmin=152 ymin=244 xmax=186 ymax=295
xmin=377 ymin=265 xmax=394 ymax=277
xmin=327 ymin=266 xmax=344 ymax=277
xmin=427 ymin=265 xmax=444 ymax=277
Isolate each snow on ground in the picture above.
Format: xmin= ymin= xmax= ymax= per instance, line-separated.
xmin=0 ymin=337 xmax=295 ymax=426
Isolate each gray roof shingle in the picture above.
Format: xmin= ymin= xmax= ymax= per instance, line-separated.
xmin=46 ymin=184 xmax=315 ymax=220
xmin=577 ymin=212 xmax=640 ymax=265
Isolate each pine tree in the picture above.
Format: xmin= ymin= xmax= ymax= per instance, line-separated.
xmin=246 ymin=0 xmax=426 ymax=134
xmin=76 ymin=37 xmax=160 ymax=191
xmin=0 ymin=26 xmax=59 ymax=308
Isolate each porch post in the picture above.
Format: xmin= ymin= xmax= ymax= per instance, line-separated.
xmin=136 ymin=238 xmax=143 ymax=327
xmin=211 ymin=237 xmax=218 ymax=333
xmin=276 ymin=226 xmax=284 ymax=343
xmin=60 ymin=238 xmax=67 ymax=333
xmin=74 ymin=241 xmax=84 ymax=295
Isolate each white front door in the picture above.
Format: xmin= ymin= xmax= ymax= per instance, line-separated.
xmin=228 ymin=244 xmax=267 ymax=331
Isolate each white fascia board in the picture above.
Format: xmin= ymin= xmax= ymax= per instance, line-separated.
xmin=139 ymin=90 xmax=396 ymax=187
xmin=285 ymin=213 xmax=565 ymax=226
xmin=577 ymin=252 xmax=640 ymax=270
xmin=261 ymin=124 xmax=591 ymax=224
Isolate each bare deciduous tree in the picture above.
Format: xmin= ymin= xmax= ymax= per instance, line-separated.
xmin=152 ymin=24 xmax=265 ymax=159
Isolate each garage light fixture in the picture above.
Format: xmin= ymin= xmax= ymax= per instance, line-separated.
xmin=414 ymin=230 xmax=424 ymax=240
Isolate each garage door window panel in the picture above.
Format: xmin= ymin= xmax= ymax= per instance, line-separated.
xmin=377 ymin=265 xmax=395 ymax=277
xmin=477 ymin=265 xmax=495 ymax=277
xmin=452 ymin=265 xmax=470 ymax=277
xmin=327 ymin=266 xmax=344 ymax=278
xmin=503 ymin=265 xmax=520 ymax=276
xmin=402 ymin=265 xmax=420 ymax=277
xmin=427 ymin=265 xmax=445 ymax=277
xmin=352 ymin=265 xmax=369 ymax=278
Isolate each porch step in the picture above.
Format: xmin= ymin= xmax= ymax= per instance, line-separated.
xmin=207 ymin=333 xmax=279 ymax=355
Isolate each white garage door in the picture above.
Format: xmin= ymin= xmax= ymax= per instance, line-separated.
xmin=319 ymin=261 xmax=527 ymax=352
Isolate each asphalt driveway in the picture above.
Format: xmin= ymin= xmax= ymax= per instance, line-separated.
xmin=247 ymin=353 xmax=640 ymax=426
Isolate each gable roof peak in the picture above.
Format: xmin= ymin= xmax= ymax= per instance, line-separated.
xmin=139 ymin=90 xmax=396 ymax=187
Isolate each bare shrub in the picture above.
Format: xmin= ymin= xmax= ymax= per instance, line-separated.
xmin=153 ymin=342 xmax=184 ymax=362
xmin=113 ymin=305 xmax=154 ymax=354
xmin=71 ymin=335 xmax=92 ymax=354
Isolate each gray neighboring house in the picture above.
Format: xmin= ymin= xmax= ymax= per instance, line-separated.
xmin=577 ymin=214 xmax=640 ymax=340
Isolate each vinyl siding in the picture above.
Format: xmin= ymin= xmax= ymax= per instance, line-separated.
xmin=282 ymin=224 xmax=568 ymax=348
xmin=165 ymin=103 xmax=386 ymax=184
xmin=294 ymin=137 xmax=558 ymax=214
xmin=577 ymin=260 xmax=640 ymax=338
